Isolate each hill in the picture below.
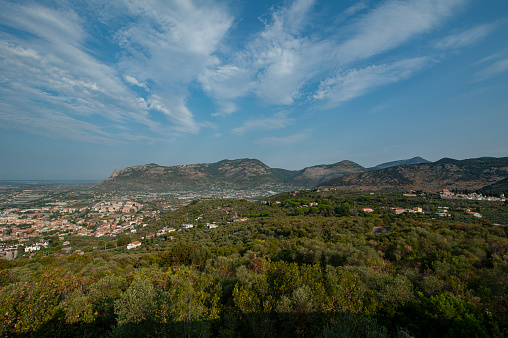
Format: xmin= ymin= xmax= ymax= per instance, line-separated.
xmin=370 ymin=156 xmax=430 ymax=170
xmin=479 ymin=177 xmax=508 ymax=195
xmin=91 ymin=158 xmax=370 ymax=192
xmin=92 ymin=158 xmax=298 ymax=192
xmin=318 ymin=157 xmax=508 ymax=192
xmin=289 ymin=160 xmax=366 ymax=186
xmin=3 ymin=189 xmax=506 ymax=337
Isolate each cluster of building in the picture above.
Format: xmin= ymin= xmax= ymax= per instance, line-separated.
xmin=91 ymin=201 xmax=143 ymax=213
xmin=0 ymin=245 xmax=18 ymax=260
xmin=440 ymin=189 xmax=506 ymax=201
xmin=361 ymin=207 xmax=423 ymax=214
xmin=0 ymin=213 xmax=82 ymax=241
xmin=389 ymin=207 xmax=424 ymax=214
xmin=436 ymin=207 xmax=451 ymax=217
xmin=24 ymin=241 xmax=49 ymax=252
xmin=435 ymin=206 xmax=482 ymax=218
xmin=0 ymin=241 xmax=51 ymax=261
xmin=0 ymin=200 xmax=162 ymax=244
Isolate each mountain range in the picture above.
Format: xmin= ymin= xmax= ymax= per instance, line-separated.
xmin=91 ymin=158 xmax=367 ymax=192
xmin=369 ymin=156 xmax=430 ymax=170
xmin=319 ymin=157 xmax=508 ymax=193
xmin=91 ymin=156 xmax=508 ymax=193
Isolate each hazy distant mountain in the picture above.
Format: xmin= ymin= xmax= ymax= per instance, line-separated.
xmin=371 ymin=156 xmax=430 ymax=170
xmin=290 ymin=160 xmax=366 ymax=187
xmin=318 ymin=157 xmax=508 ymax=192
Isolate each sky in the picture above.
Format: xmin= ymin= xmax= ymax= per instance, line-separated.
xmin=1 ymin=0 xmax=507 ymax=180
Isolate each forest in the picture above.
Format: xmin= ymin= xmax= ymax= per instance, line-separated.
xmin=0 ymin=190 xmax=507 ymax=337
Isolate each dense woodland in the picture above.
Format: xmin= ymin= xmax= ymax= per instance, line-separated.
xmin=1 ymin=190 xmax=507 ymax=337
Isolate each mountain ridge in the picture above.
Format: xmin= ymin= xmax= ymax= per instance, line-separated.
xmin=92 ymin=158 xmax=370 ymax=192
xmin=370 ymin=156 xmax=430 ymax=170
xmin=318 ymin=157 xmax=508 ymax=192
xmin=91 ymin=156 xmax=508 ymax=193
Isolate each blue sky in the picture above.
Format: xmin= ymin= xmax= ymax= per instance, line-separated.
xmin=1 ymin=0 xmax=507 ymax=180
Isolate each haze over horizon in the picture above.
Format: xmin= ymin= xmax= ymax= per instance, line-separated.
xmin=1 ymin=0 xmax=507 ymax=180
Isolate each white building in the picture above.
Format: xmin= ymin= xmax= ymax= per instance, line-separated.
xmin=127 ymin=241 xmax=141 ymax=250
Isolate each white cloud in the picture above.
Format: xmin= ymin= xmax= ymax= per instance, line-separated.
xmin=199 ymin=65 xmax=252 ymax=116
xmin=199 ymin=0 xmax=318 ymax=111
xmin=255 ymin=130 xmax=310 ymax=146
xmin=125 ymin=75 xmax=149 ymax=91
xmin=0 ymin=3 xmax=163 ymax=142
xmin=476 ymin=57 xmax=508 ymax=80
xmin=472 ymin=48 xmax=508 ymax=81
xmin=146 ymin=96 xmax=199 ymax=134
xmin=0 ymin=103 xmax=122 ymax=145
xmin=212 ymin=102 xmax=238 ymax=117
xmin=314 ymin=57 xmax=430 ymax=105
xmin=0 ymin=0 xmax=234 ymax=142
xmin=343 ymin=2 xmax=368 ymax=17
xmin=232 ymin=112 xmax=294 ymax=135
xmin=116 ymin=0 xmax=234 ymax=130
xmin=334 ymin=0 xmax=465 ymax=62
xmin=473 ymin=47 xmax=508 ymax=66
xmin=0 ymin=0 xmax=479 ymax=144
xmin=435 ymin=23 xmax=498 ymax=49
xmin=200 ymin=0 xmax=466 ymax=112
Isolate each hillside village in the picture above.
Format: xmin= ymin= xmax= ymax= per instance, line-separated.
xmin=440 ymin=188 xmax=506 ymax=201
xmin=0 ymin=199 xmax=161 ymax=259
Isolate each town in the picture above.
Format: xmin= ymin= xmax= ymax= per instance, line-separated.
xmin=0 ymin=182 xmax=291 ymax=259
xmin=1 ymin=182 xmax=507 ymax=261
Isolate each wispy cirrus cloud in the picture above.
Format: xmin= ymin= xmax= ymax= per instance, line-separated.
xmin=434 ymin=22 xmax=498 ymax=49
xmin=0 ymin=0 xmax=233 ymax=142
xmin=199 ymin=0 xmax=318 ymax=114
xmin=125 ymin=76 xmax=149 ymax=91
xmin=313 ymin=57 xmax=431 ymax=105
xmin=0 ymin=0 xmax=492 ymax=147
xmin=334 ymin=0 xmax=465 ymax=62
xmin=0 ymin=4 xmax=159 ymax=144
xmin=200 ymin=0 xmax=467 ymax=114
xmin=117 ymin=0 xmax=233 ymax=132
xmin=472 ymin=47 xmax=508 ymax=81
xmin=314 ymin=0 xmax=465 ymax=106
xmin=475 ymin=55 xmax=508 ymax=80
xmin=0 ymin=3 xmax=155 ymax=142
xmin=255 ymin=129 xmax=311 ymax=146
xmin=232 ymin=112 xmax=294 ymax=135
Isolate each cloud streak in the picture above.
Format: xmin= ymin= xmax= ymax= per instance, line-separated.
xmin=200 ymin=0 xmax=467 ymax=113
xmin=0 ymin=0 xmax=493 ymax=147
xmin=255 ymin=130 xmax=311 ymax=146
xmin=334 ymin=0 xmax=464 ymax=62
xmin=232 ymin=112 xmax=294 ymax=135
xmin=434 ymin=22 xmax=498 ymax=49
xmin=313 ymin=57 xmax=431 ymax=105
xmin=475 ymin=56 xmax=508 ymax=81
xmin=0 ymin=0 xmax=233 ymax=141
